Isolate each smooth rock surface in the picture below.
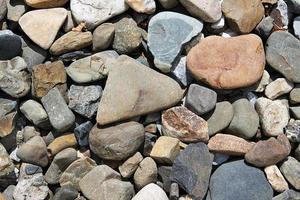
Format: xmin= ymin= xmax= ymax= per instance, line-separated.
xmin=119 ymin=152 xmax=143 ymax=178
xmin=21 ymin=39 xmax=47 ymax=70
xmin=20 ymin=100 xmax=49 ymax=128
xmin=280 ymin=156 xmax=300 ymax=190
xmin=132 ymin=183 xmax=168 ymax=200
xmin=93 ymin=23 xmax=115 ymax=52
xmin=134 ymin=157 xmax=157 ymax=190
xmin=126 ymin=0 xmax=156 ymax=14
xmin=290 ymin=85 xmax=300 ymax=104
xmin=0 ymin=30 xmax=22 ymax=60
xmin=273 ymin=189 xmax=300 ymax=200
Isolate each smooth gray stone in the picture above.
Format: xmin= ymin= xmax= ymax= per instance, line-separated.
xmin=53 ymin=186 xmax=78 ymax=200
xmin=294 ymin=16 xmax=300 ymax=39
xmin=0 ymin=30 xmax=22 ymax=60
xmin=0 ymin=0 xmax=7 ymax=21
xmin=158 ymin=166 xmax=172 ymax=193
xmin=273 ymin=189 xmax=300 ymax=200
xmin=25 ymin=164 xmax=42 ymax=175
xmin=3 ymin=185 xmax=16 ymax=200
xmin=93 ymin=23 xmax=115 ymax=52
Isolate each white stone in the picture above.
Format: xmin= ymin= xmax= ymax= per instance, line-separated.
xmin=220 ymin=29 xmax=238 ymax=38
xmin=211 ymin=15 xmax=226 ymax=30
xmin=125 ymin=0 xmax=156 ymax=14
xmin=132 ymin=183 xmax=169 ymax=200
xmin=264 ymin=165 xmax=289 ymax=192
xmin=265 ymin=78 xmax=294 ymax=100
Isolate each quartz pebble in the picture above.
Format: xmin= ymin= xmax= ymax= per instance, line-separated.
xmin=265 ymin=78 xmax=294 ymax=100
xmin=264 ymin=165 xmax=288 ymax=192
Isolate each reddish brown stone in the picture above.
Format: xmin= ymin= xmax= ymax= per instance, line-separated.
xmin=0 ymin=112 xmax=17 ymax=138
xmin=187 ymin=34 xmax=265 ymax=89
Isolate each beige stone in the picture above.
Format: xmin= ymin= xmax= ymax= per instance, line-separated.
xmin=0 ymin=112 xmax=17 ymax=138
xmin=264 ymin=165 xmax=289 ymax=192
xmin=265 ymin=78 xmax=294 ymax=100
xmin=25 ymin=0 xmax=69 ymax=8
xmin=119 ymin=152 xmax=143 ymax=178
xmin=125 ymin=0 xmax=156 ymax=14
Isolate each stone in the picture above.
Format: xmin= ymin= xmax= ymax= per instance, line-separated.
xmin=126 ymin=0 xmax=156 ymax=14
xmin=99 ymin=179 xmax=135 ymax=200
xmin=265 ymin=78 xmax=294 ymax=100
xmin=254 ymin=70 xmax=271 ymax=92
xmin=158 ymin=0 xmax=178 ymax=8
xmin=0 ymin=143 xmax=14 ymax=179
xmin=296 ymin=144 xmax=300 ymax=161
xmin=0 ymin=0 xmax=6 ymax=21
xmin=17 ymin=136 xmax=48 ymax=167
xmin=171 ymin=56 xmax=193 ymax=87
xmin=20 ymin=100 xmax=49 ymax=128
xmin=32 ymin=61 xmax=66 ymax=99
xmin=171 ymin=143 xmax=214 ymax=200
xmin=0 ymin=30 xmax=22 ymax=60
xmin=132 ymin=183 xmax=169 ymax=200
xmin=256 ymin=16 xmax=274 ymax=40
xmin=89 ymin=121 xmax=144 ymax=161
xmin=179 ymin=0 xmax=221 ymax=23
xmin=226 ymin=98 xmax=259 ymax=139
xmin=185 ymin=84 xmax=217 ymax=115
xmin=21 ymin=39 xmax=47 ymax=70
xmin=158 ymin=166 xmax=172 ymax=192
xmin=143 ymin=133 xmax=157 ymax=157
xmin=134 ymin=157 xmax=157 ymax=190
xmin=47 ymin=134 xmax=77 ymax=156
xmin=3 ymin=185 xmax=15 ymax=200
xmin=18 ymin=126 xmax=40 ymax=143
xmin=5 ymin=0 xmax=27 ymax=22
xmin=93 ymin=23 xmax=115 ymax=52
xmin=162 ymin=106 xmax=209 ymax=143
xmin=207 ymin=101 xmax=234 ymax=136
xmin=148 ymin=11 xmax=203 ymax=72
xmin=209 ymin=160 xmax=273 ymax=200
xmin=208 ymin=133 xmax=254 ymax=156
xmin=50 ymin=31 xmax=92 ymax=55
xmin=0 ymin=57 xmax=30 ymax=98
xmin=66 ymin=51 xmax=119 ymax=83
xmin=222 ymin=0 xmax=264 ymax=33
xmin=119 ymin=152 xmax=143 ymax=178
xmin=187 ymin=34 xmax=265 ymax=89
xmin=290 ymin=85 xmax=300 ymax=104
xmin=266 ymin=31 xmax=300 ymax=83
xmin=270 ymin=0 xmax=288 ymax=30
xmin=245 ymin=134 xmax=291 ymax=167
xmin=63 ymin=11 xmax=75 ymax=32
xmin=285 ymin=119 xmax=300 ymax=143
xmin=0 ymin=98 xmax=17 ymax=117
xmin=70 ymin=0 xmax=128 ymax=30
xmin=273 ymin=189 xmax=300 ymax=200
xmin=97 ymin=55 xmax=184 ymax=125
xmin=19 ymin=8 xmax=67 ymax=49
xmin=264 ymin=165 xmax=288 ymax=192
xmin=25 ymin=0 xmax=69 ymax=8
xmin=53 ymin=186 xmax=78 ymax=200
xmin=150 ymin=136 xmax=180 ymax=164
xmin=294 ymin=16 xmax=300 ymax=39
xmin=290 ymin=106 xmax=300 ymax=119
xmin=280 ymin=156 xmax=300 ymax=190
xmin=74 ymin=121 xmax=93 ymax=147
xmin=42 ymin=87 xmax=75 ymax=132
xmin=0 ymin=112 xmax=17 ymax=139
xmin=45 ymin=148 xmax=77 ymax=184
xmin=59 ymin=157 xmax=96 ymax=190
xmin=113 ymin=17 xmax=142 ymax=54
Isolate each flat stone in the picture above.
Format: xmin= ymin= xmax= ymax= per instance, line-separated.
xmin=133 ymin=157 xmax=157 ymax=190
xmin=264 ymin=165 xmax=289 ymax=193
xmin=125 ymin=0 xmax=156 ymax=14
xmin=187 ymin=34 xmax=265 ymax=89
xmin=74 ymin=121 xmax=93 ymax=147
xmin=132 ymin=183 xmax=169 ymax=200
xmin=265 ymin=78 xmax=294 ymax=100
xmin=285 ymin=119 xmax=300 ymax=142
xmin=20 ymin=100 xmax=49 ymax=128
xmin=53 ymin=186 xmax=78 ymax=200
xmin=280 ymin=156 xmax=300 ymax=190
xmin=273 ymin=189 xmax=300 ymax=200
xmin=119 ymin=152 xmax=143 ymax=178
xmin=19 ymin=8 xmax=67 ymax=49
xmin=47 ymin=134 xmax=77 ymax=156
xmin=97 ymin=55 xmax=184 ymax=125
xmin=209 ymin=160 xmax=273 ymax=200
xmin=222 ymin=0 xmax=264 ymax=33
xmin=6 ymin=0 xmax=27 ymax=22
xmin=0 ymin=0 xmax=6 ymax=21
xmin=162 ymin=106 xmax=209 ymax=143
xmin=171 ymin=143 xmax=214 ymax=200
xmin=25 ymin=0 xmax=69 ymax=8
xmin=92 ymin=23 xmax=115 ymax=52
xmin=245 ymin=134 xmax=291 ymax=167
xmin=148 ymin=11 xmax=203 ymax=72
xmin=0 ymin=30 xmax=22 ymax=60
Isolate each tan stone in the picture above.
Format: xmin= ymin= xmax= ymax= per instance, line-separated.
xmin=0 ymin=112 xmax=16 ymax=138
xmin=261 ymin=0 xmax=277 ymax=4
xmin=119 ymin=152 xmax=143 ymax=178
xmin=265 ymin=78 xmax=294 ymax=100
xmin=0 ymin=193 xmax=6 ymax=200
xmin=47 ymin=134 xmax=77 ymax=157
xmin=25 ymin=0 xmax=69 ymax=8
xmin=264 ymin=165 xmax=289 ymax=192
xmin=125 ymin=0 xmax=156 ymax=14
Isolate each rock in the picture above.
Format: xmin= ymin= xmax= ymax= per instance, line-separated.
xmin=270 ymin=0 xmax=288 ymax=30
xmin=42 ymin=87 xmax=75 ymax=132
xmin=59 ymin=157 xmax=96 ymax=190
xmin=245 ymin=134 xmax=291 ymax=167
xmin=148 ymin=11 xmax=203 ymax=72
xmin=226 ymin=98 xmax=259 ymax=139
xmin=74 ymin=121 xmax=93 ymax=147
xmin=185 ymin=84 xmax=217 ymax=115
xmin=0 ymin=57 xmax=30 ymax=98
xmin=20 ymin=100 xmax=49 ymax=128
xmin=273 ymin=189 xmax=300 ymax=200
xmin=99 ymin=179 xmax=135 ymax=200
xmin=132 ymin=183 xmax=169 ymax=200
xmin=209 ymin=160 xmax=273 ymax=200
xmin=150 ymin=136 xmax=180 ymax=165
xmin=21 ymin=39 xmax=47 ymax=70
xmin=0 ymin=30 xmax=22 ymax=60
xmin=222 ymin=0 xmax=264 ymax=33
xmin=96 ymin=55 xmax=184 ymax=125
xmin=294 ymin=16 xmax=300 ymax=39
xmin=19 ymin=8 xmax=68 ymax=49
xmin=179 ymin=0 xmax=221 ymax=23
xmin=254 ymin=70 xmax=271 ymax=92
xmin=63 ymin=11 xmax=75 ymax=32
xmin=5 ymin=0 xmax=27 ymax=22
xmin=143 ymin=133 xmax=157 ymax=157
xmin=25 ymin=0 xmax=69 ymax=8
xmin=47 ymin=134 xmax=77 ymax=156
xmin=113 ymin=17 xmax=142 ymax=54
xmin=171 ymin=143 xmax=214 ymax=200
xmin=3 ymin=185 xmax=15 ymax=200
xmin=93 ymin=23 xmax=115 ymax=52
xmin=45 ymin=148 xmax=77 ymax=184
xmin=280 ymin=156 xmax=300 ymax=190
xmin=187 ymin=34 xmax=265 ymax=89
xmin=50 ymin=31 xmax=92 ymax=56
xmin=290 ymin=106 xmax=300 ymax=119
xmin=0 ymin=0 xmax=6 ymax=21
xmin=17 ymin=136 xmax=48 ymax=167
xmin=296 ymin=144 xmax=300 ymax=161
xmin=162 ymin=106 xmax=209 ymax=143
xmin=89 ymin=121 xmax=144 ymax=161
xmin=125 ymin=0 xmax=156 ymax=14
xmin=134 ymin=157 xmax=157 ymax=190
xmin=66 ymin=51 xmax=119 ymax=83
xmin=265 ymin=78 xmax=294 ymax=100
xmin=53 ymin=186 xmax=78 ymax=200
xmin=290 ymin=85 xmax=300 ymax=104
xmin=119 ymin=152 xmax=143 ymax=178
xmin=207 ymin=101 xmax=234 ymax=136
xmin=158 ymin=166 xmax=172 ymax=192
xmin=171 ymin=56 xmax=193 ymax=87
xmin=0 ymin=98 xmax=17 ymax=117
xmin=285 ymin=119 xmax=300 ymax=142
xmin=266 ymin=31 xmax=300 ymax=83
xmin=208 ymin=134 xmax=254 ymax=156
xmin=0 ymin=143 xmax=14 ymax=179
xmin=264 ymin=165 xmax=289 ymax=193
xmin=0 ymin=111 xmax=17 ymax=138
xmin=255 ymin=97 xmax=289 ymax=136
xmin=18 ymin=126 xmax=40 ymax=143
xmin=256 ymin=16 xmax=274 ymax=40
xmin=157 ymin=0 xmax=178 ymax=8
xmin=70 ymin=0 xmax=128 ymax=30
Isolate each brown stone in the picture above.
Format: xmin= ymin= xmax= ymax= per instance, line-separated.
xmin=0 ymin=112 xmax=17 ymax=138
xmin=187 ymin=34 xmax=265 ymax=89
xmin=162 ymin=106 xmax=209 ymax=143
xmin=47 ymin=134 xmax=77 ymax=157
xmin=32 ymin=61 xmax=67 ymax=98
xmin=208 ymin=133 xmax=254 ymax=156
xmin=25 ymin=0 xmax=69 ymax=8
xmin=245 ymin=134 xmax=291 ymax=167
xmin=222 ymin=0 xmax=264 ymax=33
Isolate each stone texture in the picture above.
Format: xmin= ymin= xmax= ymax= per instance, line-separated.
xmin=273 ymin=189 xmax=300 ymax=200
xmin=119 ymin=152 xmax=143 ymax=178
xmin=0 ymin=143 xmax=14 ymax=180
xmin=53 ymin=186 xmax=78 ymax=200
xmin=134 ymin=157 xmax=157 ymax=190
xmin=47 ymin=134 xmax=77 ymax=156
xmin=264 ymin=165 xmax=289 ymax=192
xmin=6 ymin=0 xmax=27 ymax=23
xmin=171 ymin=56 xmax=193 ymax=87
xmin=0 ymin=111 xmax=17 ymax=139
xmin=74 ymin=121 xmax=93 ymax=147
xmin=25 ymin=0 xmax=69 ymax=8
xmin=290 ymin=85 xmax=300 ymax=104
xmin=254 ymin=70 xmax=271 ymax=92
xmin=20 ymin=100 xmax=49 ymax=128
xmin=0 ymin=30 xmax=22 ymax=60
xmin=126 ymin=0 xmax=156 ymax=14
xmin=280 ymin=156 xmax=300 ymax=190
xmin=294 ymin=16 xmax=300 ymax=39
xmin=132 ymin=183 xmax=169 ymax=200
xmin=290 ymin=106 xmax=300 ymax=119
xmin=97 ymin=55 xmax=184 ymax=125
xmin=0 ymin=0 xmax=6 ymax=21
xmin=162 ymin=106 xmax=209 ymax=143
xmin=93 ymin=23 xmax=115 ymax=52
xmin=187 ymin=34 xmax=265 ymax=89
xmin=286 ymin=119 xmax=300 ymax=142
xmin=99 ymin=179 xmax=135 ymax=200
xmin=265 ymin=78 xmax=294 ymax=100
xmin=270 ymin=0 xmax=288 ymax=30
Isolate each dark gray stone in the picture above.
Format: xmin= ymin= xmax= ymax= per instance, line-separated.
xmin=53 ymin=186 xmax=79 ymax=200
xmin=273 ymin=189 xmax=300 ymax=200
xmin=285 ymin=0 xmax=300 ymax=14
xmin=0 ymin=30 xmax=22 ymax=60
xmin=209 ymin=160 xmax=273 ymax=200
xmin=74 ymin=121 xmax=93 ymax=147
xmin=25 ymin=164 xmax=42 ymax=175
xmin=171 ymin=142 xmax=214 ymax=200
xmin=158 ymin=166 xmax=172 ymax=193
xmin=0 ymin=0 xmax=7 ymax=21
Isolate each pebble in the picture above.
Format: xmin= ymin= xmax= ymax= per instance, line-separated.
xmin=273 ymin=189 xmax=300 ymax=200
xmin=171 ymin=56 xmax=193 ymax=87
xmin=133 ymin=157 xmax=158 ymax=190
xmin=53 ymin=186 xmax=78 ymax=200
xmin=20 ymin=100 xmax=49 ymax=128
xmin=19 ymin=8 xmax=68 ymax=49
xmin=270 ymin=0 xmax=288 ymax=30
xmin=0 ymin=98 xmax=17 ymax=117
xmin=256 ymin=16 xmax=274 ymax=40
xmin=158 ymin=166 xmax=172 ymax=192
xmin=187 ymin=34 xmax=265 ymax=89
xmin=148 ymin=11 xmax=203 ymax=72
xmin=47 ymin=134 xmax=77 ymax=156
xmin=3 ymin=185 xmax=15 ymax=200
xmin=0 ymin=30 xmax=22 ymax=60
xmin=254 ymin=70 xmax=271 ymax=92
xmin=25 ymin=0 xmax=69 ymax=8
xmin=289 ymin=85 xmax=300 ymax=104
xmin=264 ymin=165 xmax=289 ymax=193
xmin=119 ymin=152 xmax=143 ymax=178
xmin=125 ymin=0 xmax=156 ymax=14
xmin=100 ymin=179 xmax=135 ymax=200
xmin=265 ymin=78 xmax=294 ymax=100
xmin=63 ymin=11 xmax=75 ymax=32
xmin=0 ymin=0 xmax=6 ymax=21
xmin=162 ymin=106 xmax=209 ymax=143
xmin=74 ymin=121 xmax=93 ymax=147
xmin=143 ymin=132 xmax=157 ymax=157
xmin=294 ymin=16 xmax=300 ymax=39
xmin=132 ymin=183 xmax=169 ymax=200
xmin=0 ymin=143 xmax=14 ymax=180
xmin=280 ymin=156 xmax=300 ymax=190
xmin=21 ymin=39 xmax=47 ymax=70
xmin=296 ymin=144 xmax=300 ymax=161
xmin=96 ymin=55 xmax=184 ymax=125
xmin=6 ymin=0 xmax=27 ymax=23
xmin=285 ymin=119 xmax=300 ymax=142
xmin=92 ymin=23 xmax=115 ymax=52
xmin=171 ymin=143 xmax=213 ymax=200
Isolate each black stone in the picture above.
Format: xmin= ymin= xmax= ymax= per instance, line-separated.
xmin=53 ymin=186 xmax=79 ymax=200
xmin=0 ymin=30 xmax=22 ymax=60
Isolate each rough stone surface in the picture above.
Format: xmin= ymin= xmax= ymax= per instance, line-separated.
xmin=0 ymin=0 xmax=6 ymax=21
xmin=273 ymin=189 xmax=300 ymax=200
xmin=285 ymin=119 xmax=300 ymax=143
xmin=265 ymin=78 xmax=294 ymax=100
xmin=132 ymin=183 xmax=169 ymax=200
xmin=0 ymin=143 xmax=14 ymax=179
xmin=6 ymin=0 xmax=28 ymax=22
xmin=280 ymin=156 xmax=300 ymax=190
xmin=264 ymin=165 xmax=289 ymax=193
xmin=93 ymin=23 xmax=115 ymax=52
xmin=119 ymin=152 xmax=143 ymax=178
xmin=74 ymin=121 xmax=93 ymax=147
xmin=134 ymin=157 xmax=158 ymax=190
xmin=25 ymin=0 xmax=69 ymax=8
xmin=47 ymin=134 xmax=77 ymax=156
xmin=254 ymin=70 xmax=271 ymax=92
xmin=20 ymin=100 xmax=49 ymax=128
xmin=52 ymin=186 xmax=78 ymax=200
xmin=0 ymin=30 xmax=22 ymax=60
xmin=171 ymin=56 xmax=193 ymax=87
xmin=290 ymin=85 xmax=300 ymax=104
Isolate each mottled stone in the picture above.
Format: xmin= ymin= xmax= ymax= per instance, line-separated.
xmin=93 ymin=23 xmax=115 ymax=52
xmin=134 ymin=157 xmax=158 ymax=190
xmin=265 ymin=78 xmax=294 ymax=100
xmin=20 ymin=100 xmax=49 ymax=128
xmin=119 ymin=152 xmax=143 ymax=178
xmin=53 ymin=186 xmax=78 ymax=200
xmin=285 ymin=119 xmax=300 ymax=142
xmin=254 ymin=70 xmax=271 ymax=92
xmin=280 ymin=156 xmax=300 ymax=190
xmin=0 ymin=112 xmax=17 ymax=138
xmin=0 ymin=143 xmax=14 ymax=179
xmin=264 ymin=165 xmax=288 ymax=192
xmin=6 ymin=0 xmax=27 ymax=22
xmin=0 ymin=30 xmax=22 ymax=60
